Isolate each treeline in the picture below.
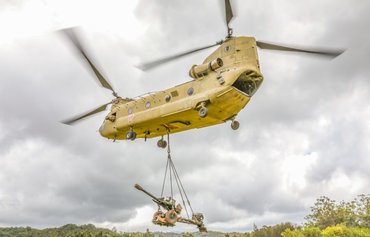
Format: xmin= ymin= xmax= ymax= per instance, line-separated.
xmin=248 ymin=194 xmax=370 ymax=237
xmin=280 ymin=194 xmax=370 ymax=237
xmin=0 ymin=194 xmax=369 ymax=237
xmin=0 ymin=224 xmax=125 ymax=237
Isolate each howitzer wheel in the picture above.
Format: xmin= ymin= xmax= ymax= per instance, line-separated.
xmin=153 ymin=211 xmax=163 ymax=220
xmin=165 ymin=210 xmax=178 ymax=225
xmin=152 ymin=210 xmax=164 ymax=225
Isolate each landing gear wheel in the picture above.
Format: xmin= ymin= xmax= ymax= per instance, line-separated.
xmin=126 ymin=131 xmax=137 ymax=140
xmin=198 ymin=107 xmax=208 ymax=118
xmin=231 ymin=120 xmax=240 ymax=130
xmin=157 ymin=139 xmax=167 ymax=148
xmin=165 ymin=210 xmax=178 ymax=225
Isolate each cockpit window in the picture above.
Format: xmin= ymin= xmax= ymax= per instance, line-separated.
xmin=232 ymin=70 xmax=263 ymax=96
xmin=233 ymin=79 xmax=257 ymax=96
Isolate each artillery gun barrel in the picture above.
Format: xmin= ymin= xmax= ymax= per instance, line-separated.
xmin=135 ymin=184 xmax=159 ymax=201
xmin=134 ymin=183 xmax=174 ymax=211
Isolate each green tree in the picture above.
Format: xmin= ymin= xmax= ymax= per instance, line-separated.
xmin=306 ymin=196 xmax=343 ymax=229
xmin=251 ymin=222 xmax=294 ymax=237
xmin=305 ymin=194 xmax=370 ymax=229
xmin=182 ymin=233 xmax=193 ymax=237
xmin=301 ymin=226 xmax=321 ymax=237
xmin=355 ymin=194 xmax=370 ymax=228
xmin=281 ymin=229 xmax=304 ymax=237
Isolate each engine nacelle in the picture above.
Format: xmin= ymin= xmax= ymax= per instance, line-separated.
xmin=189 ymin=58 xmax=223 ymax=79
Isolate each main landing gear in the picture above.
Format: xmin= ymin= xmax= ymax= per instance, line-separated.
xmin=196 ymin=101 xmax=240 ymax=131
xmin=197 ymin=102 xmax=208 ymax=118
xmin=126 ymin=128 xmax=137 ymax=141
xmin=157 ymin=137 xmax=167 ymax=149
xmin=231 ymin=120 xmax=240 ymax=130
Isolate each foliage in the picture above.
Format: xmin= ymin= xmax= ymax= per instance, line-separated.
xmin=281 ymin=225 xmax=370 ymax=237
xmin=300 ymin=226 xmax=321 ymax=237
xmin=250 ymin=222 xmax=295 ymax=237
xmin=281 ymin=229 xmax=305 ymax=237
xmin=305 ymin=195 xmax=370 ymax=229
xmin=0 ymin=224 xmax=124 ymax=237
xmin=322 ymin=225 xmax=370 ymax=237
xmin=281 ymin=226 xmax=322 ymax=237
xmin=181 ymin=233 xmax=193 ymax=237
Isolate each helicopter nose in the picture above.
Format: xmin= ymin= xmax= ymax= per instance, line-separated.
xmin=99 ymin=122 xmax=106 ymax=136
xmin=99 ymin=121 xmax=117 ymax=139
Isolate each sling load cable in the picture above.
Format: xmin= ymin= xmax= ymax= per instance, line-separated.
xmin=159 ymin=131 xmax=194 ymax=219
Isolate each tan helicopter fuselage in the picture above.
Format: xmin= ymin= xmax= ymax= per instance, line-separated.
xmin=99 ymin=36 xmax=263 ymax=140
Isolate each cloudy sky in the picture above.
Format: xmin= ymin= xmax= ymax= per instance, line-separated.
xmin=1 ymin=0 xmax=370 ymax=233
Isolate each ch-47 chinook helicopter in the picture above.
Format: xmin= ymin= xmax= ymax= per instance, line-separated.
xmin=61 ymin=0 xmax=344 ymax=148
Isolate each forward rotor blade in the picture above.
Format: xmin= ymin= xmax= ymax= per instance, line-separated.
xmin=60 ymin=27 xmax=118 ymax=96
xmin=225 ymin=0 xmax=234 ymax=27
xmin=61 ymin=102 xmax=111 ymax=125
xmin=256 ymin=41 xmax=345 ymax=58
xmin=138 ymin=42 xmax=221 ymax=71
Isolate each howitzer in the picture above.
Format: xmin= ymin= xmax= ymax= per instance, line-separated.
xmin=134 ymin=184 xmax=207 ymax=232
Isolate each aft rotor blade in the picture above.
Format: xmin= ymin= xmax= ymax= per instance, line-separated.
xmin=60 ymin=27 xmax=118 ymax=96
xmin=61 ymin=102 xmax=111 ymax=125
xmin=138 ymin=42 xmax=222 ymax=71
xmin=256 ymin=41 xmax=345 ymax=58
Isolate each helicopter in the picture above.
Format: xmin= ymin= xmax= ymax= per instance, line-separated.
xmin=61 ymin=0 xmax=344 ymax=148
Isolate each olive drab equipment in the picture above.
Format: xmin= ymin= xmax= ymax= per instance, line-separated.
xmin=135 ymin=184 xmax=206 ymax=232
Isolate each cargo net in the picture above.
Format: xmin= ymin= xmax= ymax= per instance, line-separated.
xmin=135 ymin=132 xmax=207 ymax=232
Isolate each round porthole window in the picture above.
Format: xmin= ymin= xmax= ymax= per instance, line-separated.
xmin=165 ymin=95 xmax=171 ymax=102
xmin=145 ymin=101 xmax=151 ymax=108
xmin=187 ymin=87 xmax=194 ymax=95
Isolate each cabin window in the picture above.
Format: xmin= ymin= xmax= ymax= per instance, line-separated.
xmin=165 ymin=95 xmax=171 ymax=102
xmin=187 ymin=87 xmax=194 ymax=96
xmin=145 ymin=101 xmax=151 ymax=108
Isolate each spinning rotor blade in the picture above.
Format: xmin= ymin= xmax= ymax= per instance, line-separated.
xmin=61 ymin=28 xmax=119 ymax=97
xmin=138 ymin=0 xmax=235 ymax=71
xmin=61 ymin=102 xmax=111 ymax=125
xmin=225 ymin=0 xmax=234 ymax=24
xmin=138 ymin=42 xmax=222 ymax=71
xmin=256 ymin=41 xmax=345 ymax=58
xmin=225 ymin=0 xmax=234 ymax=37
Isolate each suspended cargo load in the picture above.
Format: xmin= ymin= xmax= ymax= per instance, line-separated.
xmin=134 ymin=132 xmax=206 ymax=232
xmin=135 ymin=184 xmax=207 ymax=232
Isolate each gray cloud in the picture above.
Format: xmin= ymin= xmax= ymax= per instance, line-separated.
xmin=0 ymin=0 xmax=369 ymax=233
